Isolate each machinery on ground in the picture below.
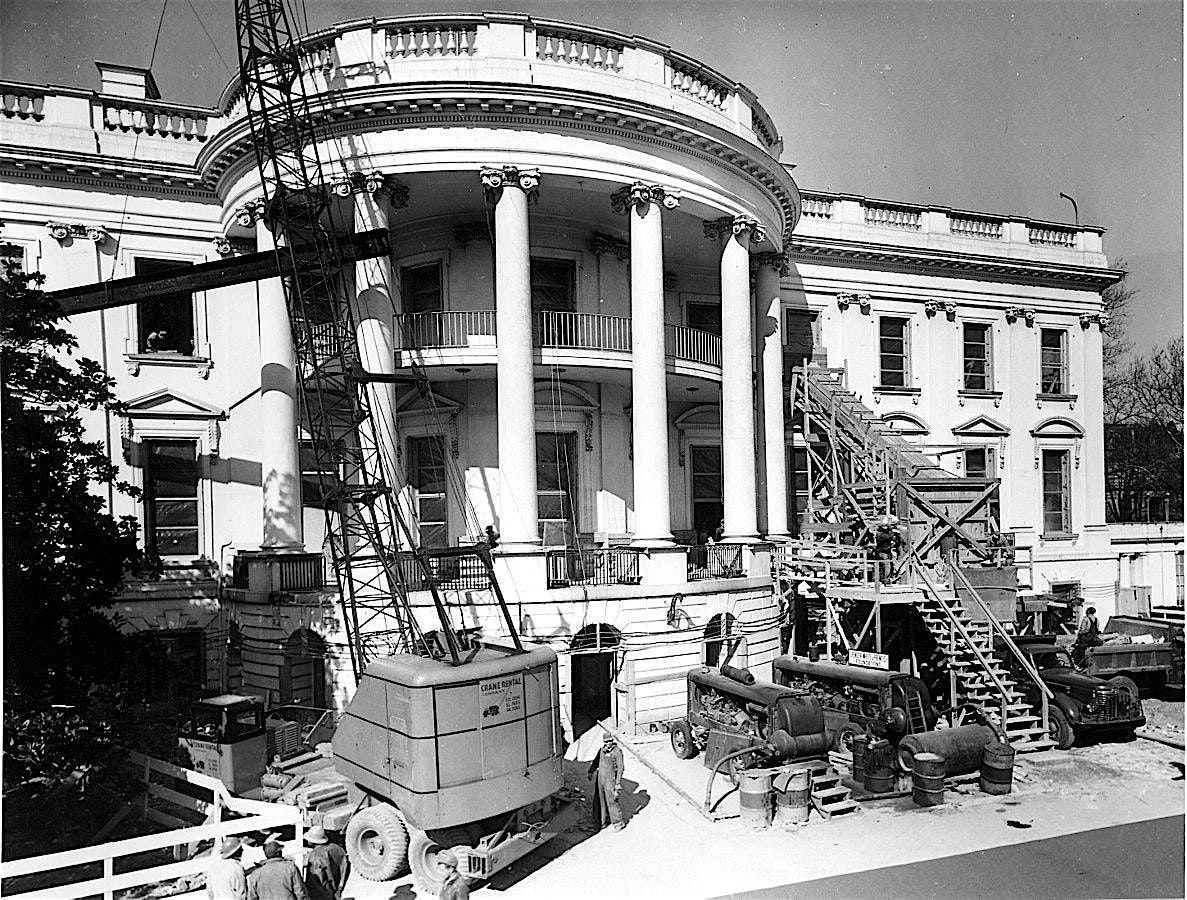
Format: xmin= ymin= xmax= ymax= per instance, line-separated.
xmin=772 ymin=655 xmax=935 ymax=751
xmin=665 ymin=665 xmax=831 ymax=775
xmin=177 ymin=695 xmax=268 ymax=794
xmin=1009 ymin=638 xmax=1145 ymax=750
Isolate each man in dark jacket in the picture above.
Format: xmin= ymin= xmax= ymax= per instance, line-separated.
xmin=587 ymin=731 xmax=625 ymax=831
xmin=246 ymin=837 xmax=308 ymax=900
xmin=303 ymin=826 xmax=348 ymax=900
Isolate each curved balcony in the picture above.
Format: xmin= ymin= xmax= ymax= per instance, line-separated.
xmin=380 ymin=310 xmax=721 ymax=378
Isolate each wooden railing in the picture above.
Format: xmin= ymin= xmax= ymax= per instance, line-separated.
xmin=0 ymin=753 xmax=302 ymax=900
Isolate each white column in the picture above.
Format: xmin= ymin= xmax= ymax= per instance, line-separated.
xmin=483 ymin=166 xmax=541 ymax=549
xmin=616 ymin=182 xmax=678 ymax=546
xmin=716 ymin=216 xmax=764 ymax=541
xmin=350 ymin=180 xmax=403 ymax=504
xmin=757 ymin=254 xmax=790 ymax=540
xmin=255 ymin=215 xmax=303 ymax=549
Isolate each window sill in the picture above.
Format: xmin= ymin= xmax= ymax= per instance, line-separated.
xmin=1041 ymin=532 xmax=1078 ymax=542
xmin=125 ymin=353 xmax=212 ymax=378
xmin=1036 ymin=392 xmax=1077 ymax=405
xmin=873 ymin=385 xmax=921 ymax=405
xmin=958 ymin=389 xmax=1003 ymax=407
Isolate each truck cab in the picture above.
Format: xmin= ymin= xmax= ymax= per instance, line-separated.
xmin=177 ymin=694 xmax=267 ymax=794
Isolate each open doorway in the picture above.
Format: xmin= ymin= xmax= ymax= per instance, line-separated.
xmin=280 ymin=628 xmax=327 ymax=708
xmin=570 ymin=624 xmax=622 ymax=738
xmin=703 ymin=612 xmax=747 ymax=668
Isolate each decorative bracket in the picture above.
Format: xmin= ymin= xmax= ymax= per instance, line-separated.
xmin=924 ymin=299 xmax=957 ymax=320
xmin=703 ymin=215 xmax=766 ymax=244
xmin=46 ymin=222 xmax=110 ymax=245
xmin=610 ymin=181 xmax=680 ymax=216
xmin=232 ymin=199 xmax=267 ymax=229
xmin=1079 ymin=312 xmax=1109 ymax=330
xmin=590 ymin=233 xmax=630 ymax=260
xmin=480 ymin=165 xmax=541 ymax=203
xmin=1005 ymin=306 xmax=1036 ymax=326
xmin=837 ymin=292 xmax=871 ymax=314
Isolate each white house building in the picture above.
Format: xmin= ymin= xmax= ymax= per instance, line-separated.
xmin=1 ymin=13 xmax=1172 ymax=734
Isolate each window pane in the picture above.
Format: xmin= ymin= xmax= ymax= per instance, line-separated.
xmin=402 ymin=262 xmax=443 ymax=313
xmin=879 ymin=317 xmax=909 ymax=386
xmin=690 ymin=445 xmax=722 ymax=473
xmin=155 ymin=527 xmax=199 ymax=556
xmin=1039 ymin=330 xmax=1066 ymax=393
xmin=135 ymin=258 xmax=195 ymax=355
xmin=1041 ymin=450 xmax=1069 ymax=532
xmin=154 ymin=500 xmax=198 ymax=526
xmin=530 ymin=258 xmax=576 ymax=312
xmin=965 ymin=449 xmax=987 ymax=478
xmin=687 ymin=302 xmax=722 ymax=335
xmin=419 ymin=524 xmax=448 ymax=549
xmin=418 ymin=496 xmax=447 ymax=523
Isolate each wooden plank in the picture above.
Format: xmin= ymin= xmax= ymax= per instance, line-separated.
xmin=144 ymin=806 xmax=190 ymax=829
xmin=46 ymin=228 xmax=391 ymax=315
xmin=147 ymin=782 xmax=217 ymax=816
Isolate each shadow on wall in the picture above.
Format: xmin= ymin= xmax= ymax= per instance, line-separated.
xmin=782 ymin=262 xmax=818 ymax=370
xmin=262 ymin=468 xmax=301 ymax=547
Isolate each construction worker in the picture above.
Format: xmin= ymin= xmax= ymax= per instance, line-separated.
xmin=204 ymin=836 xmax=247 ymax=900
xmin=302 ymin=826 xmax=349 ymax=900
xmin=246 ymin=837 xmax=308 ymax=900
xmin=1073 ymin=605 xmax=1103 ymax=664
xmin=587 ymin=731 xmax=626 ymax=831
xmin=437 ymin=849 xmax=470 ymax=900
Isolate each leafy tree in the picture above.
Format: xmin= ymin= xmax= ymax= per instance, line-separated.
xmin=2 ymin=266 xmax=153 ymax=792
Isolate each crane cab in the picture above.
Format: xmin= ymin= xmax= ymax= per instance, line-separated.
xmin=178 ymin=694 xmax=267 ymax=794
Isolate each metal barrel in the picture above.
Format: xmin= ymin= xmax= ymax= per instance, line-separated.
xmin=911 ymin=752 xmax=946 ymax=807
xmin=738 ymin=767 xmax=774 ymax=828
xmin=772 ymin=768 xmax=812 ymax=826
xmin=851 ymin=733 xmax=868 ymax=782
xmin=979 ymin=742 xmax=1015 ymax=795
xmin=863 ymin=739 xmax=895 ymax=794
xmin=897 ymin=724 xmax=998 ymax=777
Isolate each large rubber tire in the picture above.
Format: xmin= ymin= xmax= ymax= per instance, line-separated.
xmin=833 ymin=723 xmax=863 ymax=754
xmin=409 ymin=831 xmax=466 ymax=896
xmin=1048 ymin=706 xmax=1075 ymax=751
xmin=1109 ymin=675 xmax=1141 ymax=701
xmin=670 ymin=720 xmax=698 ymax=759
xmin=345 ymin=803 xmax=409 ymax=882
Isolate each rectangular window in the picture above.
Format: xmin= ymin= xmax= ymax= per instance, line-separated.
xmin=299 ymin=439 xmax=337 ymax=509
xmin=690 ymin=444 xmax=724 ymax=543
xmin=787 ymin=446 xmax=808 ymax=536
xmin=878 ymin=316 xmax=909 ymax=387
xmin=408 ymin=435 xmax=448 ymax=549
xmin=401 ymin=262 xmax=443 ymax=313
xmin=530 ymin=258 xmax=576 ymax=313
xmin=1040 ymin=328 xmax=1068 ymax=395
xmin=1 ymin=242 xmax=26 ymax=274
xmin=687 ymin=301 xmax=722 ymax=336
xmin=144 ymin=439 xmax=199 ymax=557
xmin=964 ymin=446 xmax=1001 ymax=526
xmin=1041 ymin=448 xmax=1071 ymax=535
xmin=536 ymin=432 xmax=578 ymax=547
xmin=134 ymin=258 xmax=195 ymax=355
xmin=962 ymin=322 xmax=992 ymax=390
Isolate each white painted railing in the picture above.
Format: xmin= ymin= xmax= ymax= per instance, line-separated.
xmin=864 ymin=202 xmax=922 ymax=230
xmin=800 ymin=195 xmax=835 ymax=219
xmin=1027 ymin=224 xmax=1077 ymax=247
xmin=1 ymin=88 xmax=44 ymax=121
xmin=666 ymin=324 xmax=722 ymax=368
xmin=667 ymin=57 xmax=730 ymax=110
xmin=99 ymin=99 xmax=210 ymax=141
xmin=386 ymin=22 xmax=480 ymax=58
xmin=536 ymin=26 xmax=623 ymax=71
xmin=400 ymin=310 xmax=495 ymax=347
xmin=950 ymin=215 xmax=1003 ymax=240
xmin=0 ymin=752 xmax=302 ymax=900
xmin=535 ymin=311 xmax=630 ymax=352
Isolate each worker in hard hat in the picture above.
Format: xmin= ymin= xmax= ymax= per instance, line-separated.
xmin=587 ymin=731 xmax=626 ymax=831
xmin=436 ymin=849 xmax=470 ymax=900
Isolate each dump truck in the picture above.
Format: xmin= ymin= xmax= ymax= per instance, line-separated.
xmin=1066 ymin=616 xmax=1184 ymax=696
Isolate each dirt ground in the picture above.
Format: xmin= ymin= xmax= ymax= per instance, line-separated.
xmin=1141 ymin=696 xmax=1186 ymax=741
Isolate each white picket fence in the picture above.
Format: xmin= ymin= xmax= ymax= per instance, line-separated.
xmin=1 ymin=752 xmax=303 ymax=900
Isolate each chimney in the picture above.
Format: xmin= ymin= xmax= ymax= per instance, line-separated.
xmin=95 ymin=62 xmax=161 ymax=100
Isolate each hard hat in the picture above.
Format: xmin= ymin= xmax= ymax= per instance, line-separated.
xmin=304 ymin=826 xmax=329 ymax=845
xmin=220 ymin=837 xmax=243 ymax=858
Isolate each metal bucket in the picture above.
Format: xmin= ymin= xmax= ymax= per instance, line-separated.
xmin=863 ymin=740 xmax=895 ymax=794
xmin=851 ymin=733 xmax=867 ymax=782
xmin=911 ymin=752 xmax=946 ymax=807
xmin=772 ymin=768 xmax=812 ymax=826
xmin=979 ymin=742 xmax=1015 ymax=795
xmin=738 ymin=767 xmax=774 ymax=828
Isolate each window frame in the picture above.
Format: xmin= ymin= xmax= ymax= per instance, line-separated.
xmin=143 ymin=438 xmax=201 ymax=560
xmin=400 ymin=259 xmax=445 ymax=314
xmin=1039 ymin=328 xmax=1070 ymax=397
xmin=877 ymin=315 xmax=911 ymax=389
xmin=689 ymin=443 xmax=724 ymax=543
xmin=530 ymin=256 xmax=578 ymax=314
xmin=961 ymin=321 xmax=994 ymax=391
xmin=120 ymin=248 xmax=210 ymax=374
xmin=536 ymin=431 xmax=580 ymax=548
xmin=407 ymin=434 xmax=450 ymax=549
xmin=1040 ymin=447 xmax=1073 ymax=537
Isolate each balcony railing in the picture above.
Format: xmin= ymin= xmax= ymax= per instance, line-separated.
xmin=535 ymin=310 xmax=630 ymax=352
xmin=394 ymin=550 xmax=491 ymax=591
xmin=687 ymin=543 xmax=744 ymax=581
xmin=665 ymin=324 xmax=722 ymax=368
xmin=546 ymin=548 xmax=641 ymax=588
xmin=393 ymin=310 xmax=722 ymax=369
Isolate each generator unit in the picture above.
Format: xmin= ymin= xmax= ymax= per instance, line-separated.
xmin=772 ymin=655 xmax=935 ymax=751
xmin=666 ymin=665 xmax=830 ymax=772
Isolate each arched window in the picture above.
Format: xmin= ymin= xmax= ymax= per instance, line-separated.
xmin=280 ymin=628 xmax=327 ymax=708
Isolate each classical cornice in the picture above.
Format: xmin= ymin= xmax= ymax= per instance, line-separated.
xmin=196 ymin=83 xmax=799 ymax=244
xmin=0 ymin=143 xmax=217 ymax=201
xmin=788 ymin=235 xmax=1124 ymax=290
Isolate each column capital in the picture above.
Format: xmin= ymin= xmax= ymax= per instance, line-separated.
xmin=232 ymin=198 xmax=268 ymax=229
xmin=610 ymin=181 xmax=680 ymax=216
xmin=211 ymin=236 xmax=251 ymax=257
xmin=480 ymin=165 xmax=540 ymax=202
xmin=752 ymin=251 xmax=789 ymax=276
xmin=330 ymin=169 xmax=410 ymax=207
xmin=590 ymin=232 xmax=630 ymax=260
xmin=46 ymin=221 xmax=110 ymax=245
xmin=703 ymin=214 xmax=766 ymax=244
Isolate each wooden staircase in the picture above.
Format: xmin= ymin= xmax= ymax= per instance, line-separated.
xmin=806 ymin=762 xmax=859 ymax=819
xmin=914 ymin=574 xmax=1054 ymax=752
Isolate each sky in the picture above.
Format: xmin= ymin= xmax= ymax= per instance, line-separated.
xmin=1 ymin=0 xmax=1181 ymax=357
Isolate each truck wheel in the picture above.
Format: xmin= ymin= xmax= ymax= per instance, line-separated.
xmin=409 ymin=831 xmax=464 ymax=896
xmin=1048 ymin=707 xmax=1075 ymax=751
xmin=346 ymin=803 xmax=408 ymax=881
xmin=833 ymin=723 xmax=863 ymax=754
xmin=1109 ymin=675 xmax=1141 ymax=701
xmin=670 ymin=720 xmax=698 ymax=759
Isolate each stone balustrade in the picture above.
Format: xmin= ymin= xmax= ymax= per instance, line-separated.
xmin=796 ymin=191 xmax=1106 ymax=259
xmin=100 ymin=97 xmax=210 ymax=141
xmin=1 ymin=87 xmax=44 ymax=121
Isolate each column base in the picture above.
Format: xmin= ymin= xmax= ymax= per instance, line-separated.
xmin=721 ymin=533 xmax=762 ymax=544
xmin=259 ymin=541 xmax=306 ymax=553
xmin=763 ymin=532 xmax=794 ymax=543
xmin=630 ymin=536 xmax=675 ymax=549
xmin=495 ymin=540 xmax=542 ymax=553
